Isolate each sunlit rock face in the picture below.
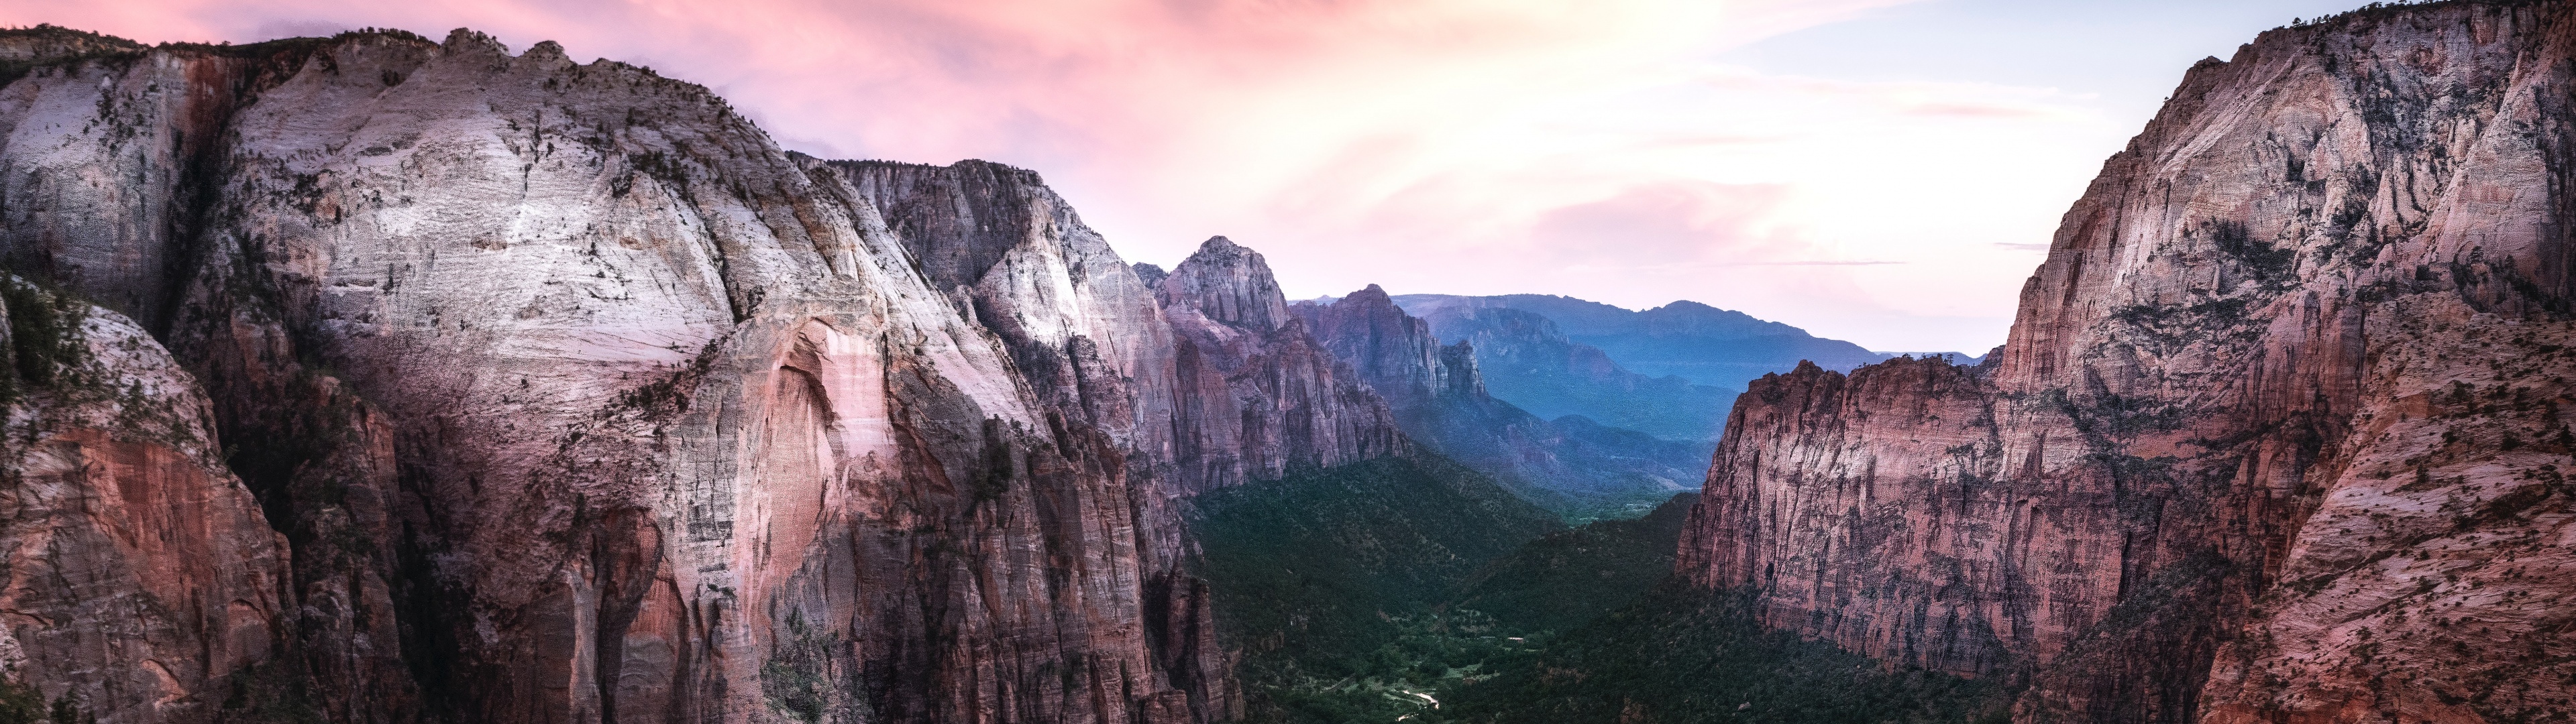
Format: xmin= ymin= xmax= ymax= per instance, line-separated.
xmin=0 ymin=27 xmax=1264 ymax=724
xmin=1678 ymin=3 xmax=2576 ymax=722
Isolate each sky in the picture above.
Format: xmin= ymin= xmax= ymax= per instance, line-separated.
xmin=1 ymin=0 xmax=2376 ymax=352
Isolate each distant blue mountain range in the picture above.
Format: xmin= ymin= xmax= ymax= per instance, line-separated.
xmin=1375 ymin=294 xmax=1976 ymax=442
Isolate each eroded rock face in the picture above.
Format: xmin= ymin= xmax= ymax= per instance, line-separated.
xmin=0 ymin=282 xmax=290 ymax=724
xmin=1677 ymin=3 xmax=2576 ymax=721
xmin=1151 ymin=237 xmax=1407 ymax=490
xmin=0 ymin=27 xmax=1248 ymax=724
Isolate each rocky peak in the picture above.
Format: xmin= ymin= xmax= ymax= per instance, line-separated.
xmin=1299 ymin=284 xmax=1456 ymax=409
xmin=1159 ymin=235 xmax=1294 ymax=333
xmin=830 ymin=159 xmax=1065 ymax=292
xmin=0 ymin=25 xmax=143 ymax=66
xmin=1438 ymin=341 xmax=1485 ymax=398
xmin=1151 ymin=239 xmax=1407 ymax=490
xmin=1290 ymin=284 xmax=1709 ymax=512
xmin=1677 ymin=2 xmax=2576 ymax=721
xmin=441 ymin=27 xmax=510 ymax=56
xmin=1134 ymin=262 xmax=1170 ymax=288
xmin=0 ymin=28 xmax=1236 ymax=724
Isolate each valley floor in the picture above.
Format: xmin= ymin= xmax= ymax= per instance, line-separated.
xmin=1201 ymin=484 xmax=2011 ymax=724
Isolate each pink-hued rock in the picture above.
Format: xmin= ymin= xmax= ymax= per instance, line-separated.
xmin=1676 ymin=2 xmax=2576 ymax=721
xmin=0 ymin=285 xmax=290 ymax=724
xmin=1152 ymin=237 xmax=1409 ymax=490
xmin=0 ymin=27 xmax=1291 ymax=724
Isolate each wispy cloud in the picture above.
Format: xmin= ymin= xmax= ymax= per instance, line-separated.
xmin=1719 ymin=260 xmax=1906 ymax=266
xmin=0 ymin=0 xmax=2133 ymax=351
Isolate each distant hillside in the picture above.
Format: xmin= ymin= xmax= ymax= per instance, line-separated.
xmin=1387 ymin=294 xmax=1886 ymax=438
xmin=1393 ymin=295 xmax=1886 ymax=393
xmin=1405 ymin=303 xmax=1736 ymax=441
xmin=1295 ymin=286 xmax=1712 ymax=519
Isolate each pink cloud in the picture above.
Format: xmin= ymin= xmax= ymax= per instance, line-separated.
xmin=0 ymin=0 xmax=2110 ymax=352
xmin=1529 ymin=181 xmax=1799 ymax=264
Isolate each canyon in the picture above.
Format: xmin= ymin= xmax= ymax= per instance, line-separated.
xmin=0 ymin=22 xmax=1726 ymax=723
xmin=0 ymin=27 xmax=1299 ymax=724
xmin=3 ymin=1 xmax=2575 ymax=723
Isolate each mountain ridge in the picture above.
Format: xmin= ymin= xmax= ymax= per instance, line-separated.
xmin=1677 ymin=2 xmax=2576 ymax=721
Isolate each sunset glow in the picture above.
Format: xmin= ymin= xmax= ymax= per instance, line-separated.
xmin=0 ymin=0 xmax=2362 ymax=351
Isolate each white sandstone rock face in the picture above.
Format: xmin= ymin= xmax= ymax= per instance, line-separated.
xmin=0 ymin=28 xmax=1242 ymax=724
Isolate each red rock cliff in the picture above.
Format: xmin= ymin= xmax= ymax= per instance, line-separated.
xmin=1677 ymin=2 xmax=2576 ymax=721
xmin=0 ymin=282 xmax=292 ymax=724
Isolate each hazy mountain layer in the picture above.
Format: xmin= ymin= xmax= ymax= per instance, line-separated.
xmin=1407 ymin=302 xmax=1738 ymax=441
xmin=1297 ymin=286 xmax=1712 ymax=518
xmin=1393 ymin=294 xmax=1888 ymax=392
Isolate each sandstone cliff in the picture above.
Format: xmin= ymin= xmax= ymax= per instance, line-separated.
xmin=1148 ymin=237 xmax=1406 ymax=491
xmin=0 ymin=27 xmax=1272 ymax=724
xmin=1676 ymin=2 xmax=2576 ymax=721
xmin=0 ymin=280 xmax=292 ymax=724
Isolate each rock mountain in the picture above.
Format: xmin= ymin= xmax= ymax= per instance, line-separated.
xmin=0 ymin=25 xmax=1499 ymax=724
xmin=1394 ymin=294 xmax=1890 ymax=394
xmin=1396 ymin=297 xmax=1739 ymax=441
xmin=1295 ymin=287 xmax=1711 ymax=515
xmin=1679 ymin=1 xmax=2576 ymax=721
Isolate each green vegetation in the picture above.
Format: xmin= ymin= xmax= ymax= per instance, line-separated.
xmin=1194 ymin=454 xmax=1562 ymax=674
xmin=213 ymin=659 xmax=322 ymax=724
xmin=1204 ymin=475 xmax=2010 ymax=724
xmin=1455 ymin=493 xmax=1699 ymax=634
xmin=761 ymin=609 xmax=851 ymax=723
xmin=0 ymin=25 xmax=146 ymax=87
xmin=0 ymin=278 xmax=91 ymax=406
xmin=1442 ymin=585 xmax=2015 ymax=724
xmin=0 ymin=677 xmax=97 ymax=724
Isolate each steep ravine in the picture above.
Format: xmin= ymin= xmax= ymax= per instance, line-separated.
xmin=1677 ymin=1 xmax=2576 ymax=722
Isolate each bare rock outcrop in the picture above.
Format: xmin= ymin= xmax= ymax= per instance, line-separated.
xmin=0 ymin=281 xmax=290 ymax=724
xmin=1676 ymin=2 xmax=2576 ymax=721
xmin=1150 ymin=237 xmax=1406 ymax=490
xmin=0 ymin=27 xmax=1253 ymax=724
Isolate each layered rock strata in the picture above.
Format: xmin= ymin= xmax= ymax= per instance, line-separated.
xmin=1678 ymin=2 xmax=2576 ymax=721
xmin=0 ymin=27 xmax=1309 ymax=724
xmin=1145 ymin=237 xmax=1406 ymax=491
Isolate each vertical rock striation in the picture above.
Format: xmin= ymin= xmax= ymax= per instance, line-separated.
xmin=0 ymin=27 xmax=1291 ymax=724
xmin=0 ymin=280 xmax=292 ymax=724
xmin=1148 ymin=237 xmax=1407 ymax=490
xmin=1676 ymin=2 xmax=2576 ymax=721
